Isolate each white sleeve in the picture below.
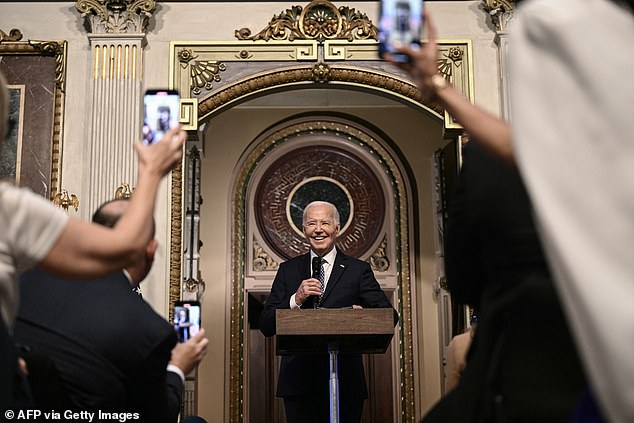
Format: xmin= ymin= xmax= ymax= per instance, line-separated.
xmin=5 ymin=185 xmax=69 ymax=270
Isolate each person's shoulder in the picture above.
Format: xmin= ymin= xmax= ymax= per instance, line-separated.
xmin=280 ymin=252 xmax=310 ymax=267
xmin=335 ymin=251 xmax=362 ymax=266
xmin=333 ymin=253 xmax=372 ymax=275
xmin=0 ymin=182 xmax=67 ymax=222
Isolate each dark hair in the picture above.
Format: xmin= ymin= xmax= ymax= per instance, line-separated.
xmin=92 ymin=199 xmax=156 ymax=238
xmin=92 ymin=199 xmax=126 ymax=228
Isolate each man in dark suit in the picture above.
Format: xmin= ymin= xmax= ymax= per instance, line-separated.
xmin=14 ymin=199 xmax=208 ymax=422
xmin=260 ymin=201 xmax=397 ymax=423
xmin=422 ymin=142 xmax=586 ymax=423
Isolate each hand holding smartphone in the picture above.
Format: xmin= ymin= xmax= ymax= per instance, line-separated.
xmin=173 ymin=301 xmax=201 ymax=343
xmin=143 ymin=89 xmax=180 ymax=145
xmin=378 ymin=0 xmax=424 ymax=62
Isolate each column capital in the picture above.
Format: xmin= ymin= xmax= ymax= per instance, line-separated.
xmin=482 ymin=0 xmax=515 ymax=32
xmin=75 ymin=0 xmax=156 ymax=34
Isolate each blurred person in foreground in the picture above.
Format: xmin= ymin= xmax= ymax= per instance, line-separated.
xmin=14 ymin=199 xmax=208 ymax=422
xmin=0 ymin=70 xmax=185 ymax=410
xmin=387 ymin=1 xmax=634 ymax=422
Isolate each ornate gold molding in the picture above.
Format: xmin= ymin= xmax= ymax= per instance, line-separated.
xmin=253 ymin=240 xmax=279 ymax=272
xmin=30 ymin=41 xmax=68 ymax=93
xmin=75 ymin=0 xmax=156 ymax=34
xmin=482 ymin=0 xmax=515 ymax=32
xmin=52 ymin=189 xmax=79 ymax=212
xmin=170 ymin=153 xmax=184 ymax=315
xmin=198 ymin=65 xmax=442 ymax=119
xmin=235 ymin=0 xmax=377 ymax=42
xmin=1 ymin=38 xmax=67 ymax=93
xmin=0 ymin=29 xmax=22 ymax=42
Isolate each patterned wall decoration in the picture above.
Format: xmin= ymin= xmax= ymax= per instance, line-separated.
xmin=254 ymin=143 xmax=385 ymax=260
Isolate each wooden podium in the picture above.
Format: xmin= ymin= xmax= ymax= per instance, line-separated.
xmin=275 ymin=308 xmax=395 ymax=423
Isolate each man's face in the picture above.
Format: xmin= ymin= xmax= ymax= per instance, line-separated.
xmin=302 ymin=204 xmax=340 ymax=257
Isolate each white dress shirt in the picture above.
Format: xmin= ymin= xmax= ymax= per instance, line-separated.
xmin=290 ymin=247 xmax=338 ymax=309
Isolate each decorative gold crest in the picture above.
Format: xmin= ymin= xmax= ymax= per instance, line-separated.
xmin=52 ymin=189 xmax=80 ymax=212
xmin=235 ymin=0 xmax=377 ymax=42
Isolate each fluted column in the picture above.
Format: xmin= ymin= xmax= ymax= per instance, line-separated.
xmin=482 ymin=0 xmax=515 ymax=121
xmin=75 ymin=0 xmax=156 ymax=216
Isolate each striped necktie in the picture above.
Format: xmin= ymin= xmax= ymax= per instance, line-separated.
xmin=319 ymin=258 xmax=326 ymax=300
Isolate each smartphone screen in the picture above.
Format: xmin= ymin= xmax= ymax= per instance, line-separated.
xmin=143 ymin=89 xmax=179 ymax=145
xmin=173 ymin=301 xmax=201 ymax=343
xmin=378 ymin=0 xmax=423 ymax=62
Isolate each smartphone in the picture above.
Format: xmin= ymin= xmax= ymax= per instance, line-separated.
xmin=142 ymin=89 xmax=179 ymax=145
xmin=378 ymin=0 xmax=423 ymax=62
xmin=173 ymin=300 xmax=201 ymax=343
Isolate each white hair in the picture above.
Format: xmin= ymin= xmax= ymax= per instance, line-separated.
xmin=302 ymin=201 xmax=340 ymax=226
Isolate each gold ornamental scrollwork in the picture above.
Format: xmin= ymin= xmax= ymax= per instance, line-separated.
xmin=235 ymin=0 xmax=377 ymax=43
xmin=190 ymin=60 xmax=227 ymax=95
xmin=0 ymin=29 xmax=23 ymax=42
xmin=75 ymin=0 xmax=157 ymax=34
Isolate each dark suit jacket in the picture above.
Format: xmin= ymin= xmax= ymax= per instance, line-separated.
xmin=423 ymin=142 xmax=586 ymax=423
xmin=14 ymin=268 xmax=182 ymax=423
xmin=260 ymin=250 xmax=397 ymax=400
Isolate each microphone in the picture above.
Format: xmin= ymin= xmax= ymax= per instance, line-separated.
xmin=312 ymin=256 xmax=321 ymax=279
xmin=312 ymin=256 xmax=322 ymax=308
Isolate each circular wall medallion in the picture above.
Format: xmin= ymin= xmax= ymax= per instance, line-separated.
xmin=254 ymin=142 xmax=385 ymax=260
xmin=286 ymin=176 xmax=354 ymax=236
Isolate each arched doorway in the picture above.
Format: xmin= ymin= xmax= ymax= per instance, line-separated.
xmin=167 ymin=2 xmax=473 ymax=421
xmin=232 ymin=111 xmax=415 ymax=422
